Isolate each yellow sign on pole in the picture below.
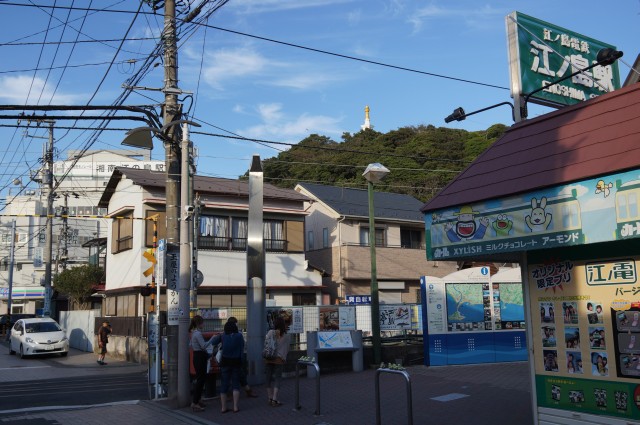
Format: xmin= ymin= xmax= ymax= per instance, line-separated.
xmin=143 ymin=249 xmax=156 ymax=277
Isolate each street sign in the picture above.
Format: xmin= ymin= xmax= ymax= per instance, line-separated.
xmin=156 ymin=239 xmax=165 ymax=286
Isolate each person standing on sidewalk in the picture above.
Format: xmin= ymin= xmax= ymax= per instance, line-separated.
xmin=265 ymin=316 xmax=291 ymax=407
xmin=189 ymin=315 xmax=216 ymax=412
xmin=213 ymin=319 xmax=245 ymax=414
xmin=226 ymin=317 xmax=258 ymax=398
xmin=97 ymin=320 xmax=111 ymax=366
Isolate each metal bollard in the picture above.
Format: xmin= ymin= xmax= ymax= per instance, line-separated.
xmin=295 ymin=360 xmax=321 ymax=416
xmin=375 ymin=368 xmax=413 ymax=425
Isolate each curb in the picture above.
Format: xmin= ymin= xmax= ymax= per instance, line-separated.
xmin=140 ymin=400 xmax=222 ymax=425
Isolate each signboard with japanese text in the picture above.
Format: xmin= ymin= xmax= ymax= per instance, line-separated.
xmin=506 ymin=11 xmax=620 ymax=108
xmin=53 ymin=160 xmax=165 ymax=178
xmin=529 ymin=255 xmax=640 ymax=420
xmin=425 ymin=168 xmax=640 ymax=261
xmin=166 ymin=248 xmax=179 ymax=326
xmin=345 ymin=294 xmax=371 ymax=305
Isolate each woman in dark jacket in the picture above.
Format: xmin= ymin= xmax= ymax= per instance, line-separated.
xmin=211 ymin=320 xmax=244 ymax=413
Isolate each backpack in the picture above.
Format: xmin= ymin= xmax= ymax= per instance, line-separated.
xmin=262 ymin=329 xmax=278 ymax=360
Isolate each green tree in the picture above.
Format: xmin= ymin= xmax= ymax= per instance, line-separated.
xmin=53 ymin=265 xmax=104 ymax=310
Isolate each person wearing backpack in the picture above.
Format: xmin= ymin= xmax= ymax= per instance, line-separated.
xmin=264 ymin=316 xmax=291 ymax=407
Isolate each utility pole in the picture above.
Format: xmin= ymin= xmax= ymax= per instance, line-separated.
xmin=177 ymin=123 xmax=192 ymax=406
xmin=43 ymin=120 xmax=55 ymax=318
xmin=162 ymin=0 xmax=183 ymax=406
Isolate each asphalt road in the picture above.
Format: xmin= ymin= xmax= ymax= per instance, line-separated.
xmin=0 ymin=372 xmax=150 ymax=411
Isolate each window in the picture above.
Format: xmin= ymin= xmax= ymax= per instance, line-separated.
xmin=264 ymin=220 xmax=285 ymax=251
xmin=200 ymin=216 xmax=229 ymax=249
xmin=322 ymin=228 xmax=329 ymax=248
xmin=231 ymin=217 xmax=248 ymax=250
xmin=400 ymin=228 xmax=422 ymax=249
xmin=307 ymin=231 xmax=314 ymax=251
xmin=111 ymin=211 xmax=133 ymax=253
xmin=292 ymin=293 xmax=316 ymax=305
xmin=359 ymin=227 xmax=385 ymax=247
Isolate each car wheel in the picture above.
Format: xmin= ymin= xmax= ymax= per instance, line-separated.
xmin=18 ymin=344 xmax=26 ymax=359
xmin=60 ymin=351 xmax=68 ymax=357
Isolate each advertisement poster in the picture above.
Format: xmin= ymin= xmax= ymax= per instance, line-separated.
xmin=338 ymin=306 xmax=356 ymax=330
xmin=267 ymin=307 xmax=303 ymax=334
xmin=319 ymin=306 xmax=339 ymax=330
xmin=530 ymin=256 xmax=640 ymax=420
xmin=379 ymin=305 xmax=412 ymax=331
xmin=426 ymin=169 xmax=640 ymax=261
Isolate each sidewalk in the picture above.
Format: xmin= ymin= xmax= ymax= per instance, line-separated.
xmin=0 ymin=360 xmax=533 ymax=425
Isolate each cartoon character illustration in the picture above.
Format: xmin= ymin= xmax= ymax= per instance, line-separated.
xmin=595 ymin=180 xmax=613 ymax=198
xmin=526 ymin=197 xmax=552 ymax=232
xmin=444 ymin=205 xmax=489 ymax=242
xmin=492 ymin=214 xmax=513 ymax=236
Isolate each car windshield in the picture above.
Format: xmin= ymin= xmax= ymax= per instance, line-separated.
xmin=25 ymin=322 xmax=61 ymax=333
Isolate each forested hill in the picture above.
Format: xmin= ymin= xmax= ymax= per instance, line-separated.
xmin=257 ymin=123 xmax=509 ymax=203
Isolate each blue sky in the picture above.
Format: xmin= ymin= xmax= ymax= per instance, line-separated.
xmin=0 ymin=0 xmax=638 ymax=202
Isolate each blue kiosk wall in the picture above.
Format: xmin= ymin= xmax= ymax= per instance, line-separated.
xmin=421 ymin=267 xmax=527 ymax=366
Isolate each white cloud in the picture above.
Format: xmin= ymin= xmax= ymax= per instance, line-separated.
xmin=238 ymin=103 xmax=343 ymax=141
xmin=269 ymin=72 xmax=345 ymax=90
xmin=408 ymin=4 xmax=502 ymax=33
xmin=0 ymin=75 xmax=82 ymax=104
xmin=232 ymin=0 xmax=353 ymax=14
xmin=203 ymin=48 xmax=270 ymax=90
xmin=257 ymin=103 xmax=284 ymax=122
xmin=199 ymin=47 xmax=347 ymax=91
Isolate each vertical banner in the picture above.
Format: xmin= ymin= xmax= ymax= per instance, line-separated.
xmin=166 ymin=248 xmax=179 ymax=326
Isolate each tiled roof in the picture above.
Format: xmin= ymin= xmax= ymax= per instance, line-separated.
xmin=422 ymin=83 xmax=640 ymax=212
xmin=99 ymin=168 xmax=307 ymax=207
xmin=297 ymin=183 xmax=424 ymax=222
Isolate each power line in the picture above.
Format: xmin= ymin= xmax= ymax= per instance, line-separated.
xmin=189 ymin=21 xmax=510 ymax=91
xmin=0 ymin=36 xmax=156 ymax=46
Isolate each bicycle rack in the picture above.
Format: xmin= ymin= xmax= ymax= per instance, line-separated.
xmin=294 ymin=360 xmax=321 ymax=416
xmin=375 ymin=368 xmax=413 ymax=425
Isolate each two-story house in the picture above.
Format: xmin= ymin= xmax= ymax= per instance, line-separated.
xmin=98 ymin=168 xmax=322 ymax=317
xmin=295 ymin=183 xmax=457 ymax=304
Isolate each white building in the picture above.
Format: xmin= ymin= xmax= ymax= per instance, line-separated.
xmin=0 ymin=149 xmax=163 ymax=316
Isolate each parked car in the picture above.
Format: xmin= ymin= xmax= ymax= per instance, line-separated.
xmin=9 ymin=317 xmax=69 ymax=358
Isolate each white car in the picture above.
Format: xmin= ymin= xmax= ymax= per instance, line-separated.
xmin=9 ymin=317 xmax=69 ymax=358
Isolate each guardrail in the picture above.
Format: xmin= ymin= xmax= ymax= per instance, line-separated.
xmin=375 ymin=367 xmax=413 ymax=425
xmin=294 ymin=359 xmax=321 ymax=416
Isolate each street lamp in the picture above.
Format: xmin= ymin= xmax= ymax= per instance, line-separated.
xmin=444 ymin=102 xmax=515 ymax=123
xmin=362 ymin=162 xmax=390 ymax=365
